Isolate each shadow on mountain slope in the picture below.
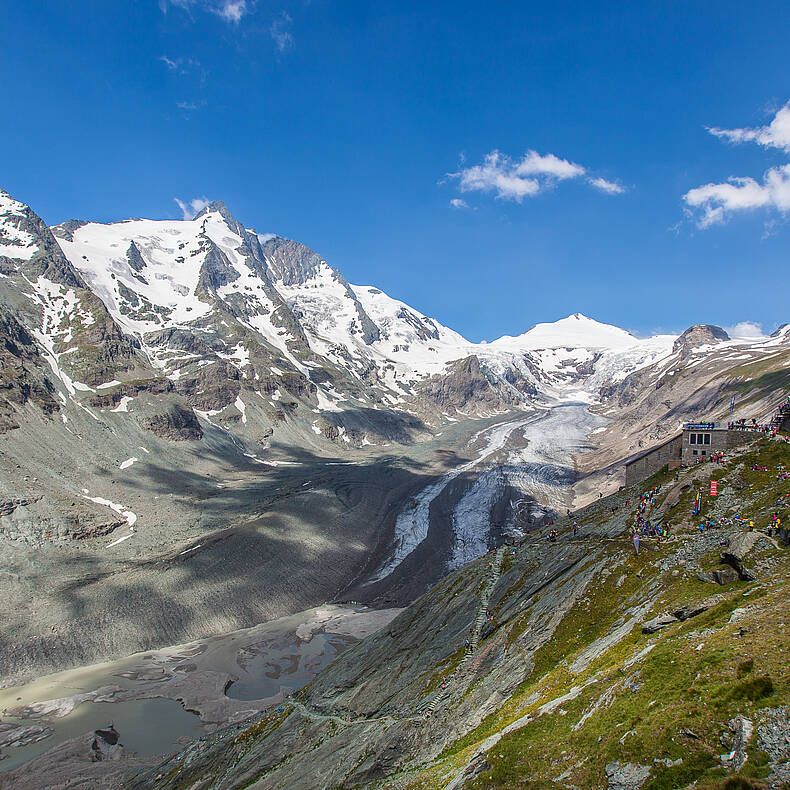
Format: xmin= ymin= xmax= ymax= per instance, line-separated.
xmin=0 ymin=441 xmax=465 ymax=684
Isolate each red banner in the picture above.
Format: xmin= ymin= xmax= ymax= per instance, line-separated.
xmin=710 ymin=480 xmax=718 ymax=496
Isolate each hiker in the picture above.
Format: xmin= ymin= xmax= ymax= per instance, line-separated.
xmin=633 ymin=532 xmax=640 ymax=554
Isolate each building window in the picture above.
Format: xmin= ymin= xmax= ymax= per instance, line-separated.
xmin=704 ymin=434 xmax=711 ymax=445
xmin=701 ymin=450 xmax=706 ymax=456
xmin=693 ymin=449 xmax=698 ymax=456
xmin=690 ymin=434 xmax=696 ymax=445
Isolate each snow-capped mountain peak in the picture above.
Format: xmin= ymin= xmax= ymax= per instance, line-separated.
xmin=492 ymin=313 xmax=637 ymax=351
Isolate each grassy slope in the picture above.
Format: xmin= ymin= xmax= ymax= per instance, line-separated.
xmin=395 ymin=439 xmax=790 ymax=790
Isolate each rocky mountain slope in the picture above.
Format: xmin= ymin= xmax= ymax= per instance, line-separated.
xmin=101 ymin=436 xmax=788 ymax=790
xmin=4 ymin=186 xmax=789 ymax=459
xmin=7 ymin=430 xmax=785 ymax=790
xmin=1 ymin=185 xmax=789 ymax=690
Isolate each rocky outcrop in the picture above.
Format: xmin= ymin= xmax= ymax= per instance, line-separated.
xmin=196 ymin=243 xmax=241 ymax=297
xmin=125 ymin=241 xmax=146 ymax=273
xmin=50 ymin=219 xmax=89 ymax=242
xmin=91 ymin=726 xmax=123 ymax=762
xmin=261 ymin=236 xmax=323 ymax=286
xmin=0 ymin=307 xmax=60 ymax=430
xmin=722 ymin=531 xmax=767 ymax=581
xmin=698 ymin=566 xmax=740 ymax=585
xmin=641 ymin=613 xmax=678 ymax=634
xmin=757 ymin=706 xmax=790 ymax=784
xmin=604 ymin=761 xmax=652 ymax=790
xmin=642 ymin=594 xmax=723 ymax=632
xmin=261 ymin=236 xmax=381 ymax=344
xmin=174 ymin=362 xmax=241 ymax=412
xmin=142 ymin=404 xmax=203 ymax=440
xmin=719 ymin=714 xmax=753 ymax=771
xmin=88 ymin=377 xmax=174 ymax=409
xmin=672 ymin=324 xmax=730 ymax=357
xmin=416 ymin=355 xmax=521 ymax=414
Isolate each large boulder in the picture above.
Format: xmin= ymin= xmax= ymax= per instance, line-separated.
xmin=605 ymin=761 xmax=651 ymax=790
xmin=91 ymin=725 xmax=123 ymax=762
xmin=722 ymin=531 xmax=766 ymax=581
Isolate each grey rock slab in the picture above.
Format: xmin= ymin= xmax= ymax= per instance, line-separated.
xmin=604 ymin=760 xmax=651 ymax=790
xmin=641 ymin=614 xmax=678 ymax=634
xmin=713 ymin=567 xmax=741 ymax=585
xmin=674 ymin=594 xmax=724 ymax=620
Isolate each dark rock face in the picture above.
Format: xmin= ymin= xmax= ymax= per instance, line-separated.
xmin=261 ymin=236 xmax=380 ymax=345
xmin=125 ymin=241 xmax=146 ymax=273
xmin=672 ymin=324 xmax=730 ymax=357
xmin=91 ymin=725 xmax=123 ymax=762
xmin=698 ymin=567 xmax=740 ymax=585
xmin=261 ymin=237 xmax=323 ymax=286
xmin=50 ymin=219 xmax=89 ymax=242
xmin=196 ymin=243 xmax=241 ymax=296
xmin=0 ymin=307 xmax=60 ymax=430
xmin=641 ymin=613 xmax=677 ymax=634
xmin=396 ymin=307 xmax=439 ymax=342
xmin=142 ymin=404 xmax=203 ymax=440
xmin=174 ymin=361 xmax=241 ymax=411
xmin=88 ymin=377 xmax=174 ymax=409
xmin=0 ymin=193 xmax=145 ymax=402
xmin=643 ymin=595 xmax=723 ymax=632
xmin=416 ymin=355 xmax=523 ymax=413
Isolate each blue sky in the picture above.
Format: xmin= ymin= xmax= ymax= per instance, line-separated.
xmin=2 ymin=1 xmax=789 ymax=341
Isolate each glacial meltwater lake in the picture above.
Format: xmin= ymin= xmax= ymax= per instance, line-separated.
xmin=1 ymin=697 xmax=204 ymax=772
xmin=226 ymin=631 xmax=356 ymax=700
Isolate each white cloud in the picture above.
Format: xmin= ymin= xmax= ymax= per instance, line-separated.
xmin=216 ymin=0 xmax=246 ymax=23
xmin=725 ymin=321 xmax=766 ymax=340
xmin=176 ymin=99 xmax=207 ymax=111
xmin=159 ymin=55 xmax=201 ymax=73
xmin=685 ymin=101 xmax=790 ymax=227
xmin=449 ymin=198 xmax=471 ymax=209
xmin=515 ymin=151 xmax=585 ymax=180
xmin=684 ymin=164 xmax=790 ymax=227
xmin=174 ymin=196 xmax=210 ymax=220
xmin=161 ymin=0 xmax=249 ymax=24
xmin=270 ymin=11 xmax=294 ymax=51
xmin=588 ymin=176 xmax=625 ymax=194
xmin=709 ymin=101 xmax=790 ymax=153
xmin=447 ymin=149 xmax=621 ymax=204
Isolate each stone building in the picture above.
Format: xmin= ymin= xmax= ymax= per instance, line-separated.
xmin=681 ymin=422 xmax=758 ymax=464
xmin=624 ymin=434 xmax=682 ymax=487
xmin=625 ymin=421 xmax=763 ymax=487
